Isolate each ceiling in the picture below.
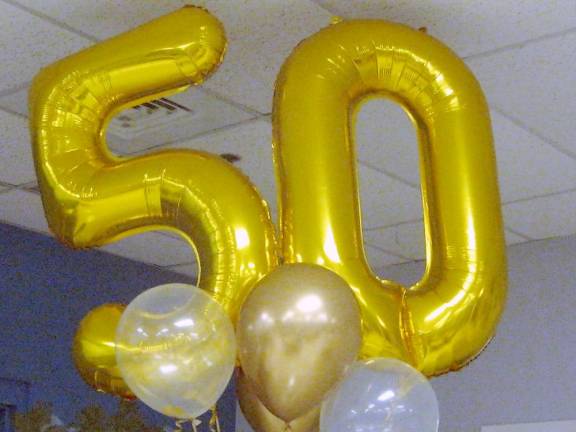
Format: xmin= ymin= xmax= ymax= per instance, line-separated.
xmin=1 ymin=0 xmax=575 ymax=279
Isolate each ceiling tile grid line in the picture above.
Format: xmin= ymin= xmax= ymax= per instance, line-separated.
xmin=503 ymin=186 xmax=576 ymax=206
xmin=0 ymin=81 xmax=29 ymax=99
xmin=358 ymin=159 xmax=420 ymax=189
xmin=316 ymin=0 xmax=576 ymax=63
xmin=365 ymin=243 xmax=411 ymax=261
xmin=311 ymin=0 xmax=576 ymax=58
xmin=505 ymin=227 xmax=532 ymax=241
xmin=491 ymin=106 xmax=576 ymax=161
xmin=198 ymin=86 xmax=267 ymax=117
xmin=364 ymin=218 xmax=424 ymax=232
xmin=0 ymin=0 xmax=94 ymax=94
xmin=0 ymin=105 xmax=27 ymax=120
xmin=123 ymin=114 xmax=269 ymax=156
xmin=463 ymin=26 xmax=576 ymax=61
xmin=503 ymin=189 xmax=576 ymax=240
xmin=310 ymin=0 xmax=343 ymax=17
xmin=0 ymin=3 xmax=266 ymax=116
xmin=162 ymin=263 xmax=198 ymax=278
xmin=467 ymin=29 xmax=576 ymax=159
xmin=5 ymin=0 xmax=99 ymax=41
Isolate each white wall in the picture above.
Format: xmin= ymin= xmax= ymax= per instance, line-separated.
xmin=384 ymin=235 xmax=576 ymax=431
xmin=482 ymin=420 xmax=576 ymax=431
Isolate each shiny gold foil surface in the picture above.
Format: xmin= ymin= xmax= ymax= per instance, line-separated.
xmin=73 ymin=304 xmax=134 ymax=399
xmin=272 ymin=19 xmax=507 ymax=376
xmin=237 ymin=264 xmax=361 ymax=422
xmin=29 ymin=7 xmax=278 ymax=322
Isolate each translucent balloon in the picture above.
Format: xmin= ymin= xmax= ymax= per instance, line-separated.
xmin=320 ymin=358 xmax=439 ymax=432
xmin=116 ymin=283 xmax=236 ymax=419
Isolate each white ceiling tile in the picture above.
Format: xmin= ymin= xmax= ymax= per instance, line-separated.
xmin=0 ymin=109 xmax=36 ymax=185
xmin=364 ymin=221 xmax=425 ymax=260
xmin=0 ymin=1 xmax=90 ymax=94
xmin=468 ymin=31 xmax=576 ymax=158
xmin=165 ymin=263 xmax=199 ymax=280
xmin=358 ymin=164 xmax=422 ymax=229
xmin=503 ymin=191 xmax=576 ymax=240
xmin=107 ymin=89 xmax=254 ymax=155
xmin=492 ymin=111 xmax=576 ymax=202
xmin=314 ymin=0 xmax=576 ymax=57
xmin=13 ymin=0 xmax=187 ymax=40
xmin=0 ymin=87 xmax=28 ymax=117
xmin=200 ymin=0 xmax=332 ymax=112
xmin=0 ymin=189 xmax=49 ymax=233
xmin=100 ymin=231 xmax=195 ymax=266
xmin=356 ymin=98 xmax=419 ymax=186
xmin=365 ymin=244 xmax=409 ymax=268
xmin=16 ymin=0 xmax=332 ymax=113
xmin=165 ymin=118 xmax=278 ymax=221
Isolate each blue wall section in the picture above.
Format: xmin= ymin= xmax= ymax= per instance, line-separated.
xmin=0 ymin=223 xmax=236 ymax=430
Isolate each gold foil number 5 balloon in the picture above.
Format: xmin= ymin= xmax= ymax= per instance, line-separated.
xmin=29 ymin=7 xmax=278 ymax=323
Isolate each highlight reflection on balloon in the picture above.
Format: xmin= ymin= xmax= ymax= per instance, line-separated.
xmin=320 ymin=358 xmax=439 ymax=432
xmin=73 ymin=304 xmax=134 ymax=399
xmin=116 ymin=283 xmax=236 ymax=419
xmin=237 ymin=264 xmax=362 ymax=422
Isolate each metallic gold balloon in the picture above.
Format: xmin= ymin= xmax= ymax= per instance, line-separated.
xmin=237 ymin=264 xmax=362 ymax=422
xmin=29 ymin=7 xmax=278 ymax=323
xmin=73 ymin=304 xmax=134 ymax=399
xmin=237 ymin=370 xmax=319 ymax=432
xmin=273 ymin=20 xmax=507 ymax=375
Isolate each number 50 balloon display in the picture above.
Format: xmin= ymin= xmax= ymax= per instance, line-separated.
xmin=30 ymin=0 xmax=506 ymax=400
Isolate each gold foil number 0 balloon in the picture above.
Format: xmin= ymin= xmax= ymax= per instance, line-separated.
xmin=274 ymin=20 xmax=507 ymax=375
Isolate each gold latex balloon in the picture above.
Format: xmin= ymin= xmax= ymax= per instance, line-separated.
xmin=237 ymin=264 xmax=362 ymax=422
xmin=73 ymin=304 xmax=134 ymax=399
xmin=237 ymin=370 xmax=319 ymax=432
xmin=29 ymin=7 xmax=278 ymax=323
xmin=273 ymin=20 xmax=507 ymax=375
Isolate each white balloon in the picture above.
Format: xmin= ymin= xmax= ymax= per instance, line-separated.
xmin=116 ymin=283 xmax=236 ymax=419
xmin=320 ymin=358 xmax=439 ymax=432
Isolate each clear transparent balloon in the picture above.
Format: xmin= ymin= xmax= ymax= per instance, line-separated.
xmin=116 ymin=283 xmax=236 ymax=419
xmin=320 ymin=359 xmax=439 ymax=432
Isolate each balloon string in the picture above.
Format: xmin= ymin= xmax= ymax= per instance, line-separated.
xmin=174 ymin=419 xmax=187 ymax=431
xmin=174 ymin=419 xmax=200 ymax=432
xmin=209 ymin=405 xmax=221 ymax=432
